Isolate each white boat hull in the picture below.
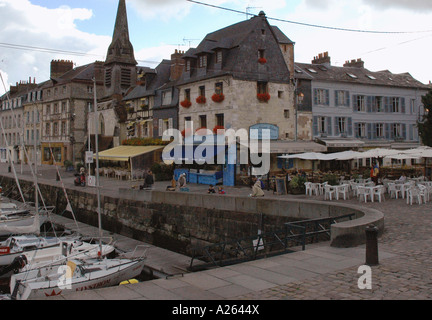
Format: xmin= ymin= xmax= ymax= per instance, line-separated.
xmin=11 ymin=258 xmax=146 ymax=300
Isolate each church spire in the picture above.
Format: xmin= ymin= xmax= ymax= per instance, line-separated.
xmin=105 ymin=0 xmax=137 ymax=66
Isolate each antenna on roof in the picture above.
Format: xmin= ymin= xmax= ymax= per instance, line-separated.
xmin=183 ymin=37 xmax=200 ymax=48
xmin=246 ymin=6 xmax=261 ymax=19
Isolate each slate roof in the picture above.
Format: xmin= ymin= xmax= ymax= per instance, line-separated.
xmin=177 ymin=12 xmax=292 ymax=86
xmin=50 ymin=62 xmax=100 ymax=85
xmin=295 ymin=62 xmax=429 ymax=89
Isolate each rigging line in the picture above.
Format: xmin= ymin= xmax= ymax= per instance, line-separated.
xmin=0 ymin=72 xmax=53 ymax=219
xmin=0 ymin=73 xmax=26 ymax=203
xmin=186 ymin=0 xmax=432 ymax=34
xmin=360 ymin=33 xmax=432 ymax=56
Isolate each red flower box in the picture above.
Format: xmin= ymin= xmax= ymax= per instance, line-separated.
xmin=213 ymin=125 xmax=225 ymax=134
xmin=181 ymin=128 xmax=192 ymax=137
xmin=258 ymin=57 xmax=267 ymax=64
xmin=212 ymin=93 xmax=225 ymax=103
xmin=196 ymin=96 xmax=207 ymax=104
xmin=257 ymin=93 xmax=270 ymax=102
xmin=180 ymin=99 xmax=192 ymax=108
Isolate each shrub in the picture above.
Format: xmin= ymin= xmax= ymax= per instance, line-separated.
xmin=323 ymin=173 xmax=339 ymax=186
xmin=289 ymin=175 xmax=306 ymax=190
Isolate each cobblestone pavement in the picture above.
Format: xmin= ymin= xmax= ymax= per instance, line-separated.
xmin=235 ymin=196 xmax=432 ymax=300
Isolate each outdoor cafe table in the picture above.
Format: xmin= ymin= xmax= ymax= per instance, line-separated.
xmin=324 ymin=184 xmax=349 ymax=200
xmin=363 ymin=185 xmax=385 ymax=202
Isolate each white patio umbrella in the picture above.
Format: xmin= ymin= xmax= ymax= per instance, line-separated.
xmin=384 ymin=153 xmax=422 ymax=160
xmin=278 ymin=152 xmax=334 ymax=160
xmin=328 ymin=150 xmax=364 ymax=160
xmin=355 ymin=148 xmax=401 ymax=159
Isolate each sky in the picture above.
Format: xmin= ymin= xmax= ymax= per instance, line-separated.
xmin=1 ymin=0 xmax=432 ymax=95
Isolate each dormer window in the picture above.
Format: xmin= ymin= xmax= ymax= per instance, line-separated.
xmin=199 ymin=55 xmax=207 ymax=68
xmin=216 ymin=51 xmax=223 ymax=64
xmin=186 ymin=60 xmax=191 ymax=72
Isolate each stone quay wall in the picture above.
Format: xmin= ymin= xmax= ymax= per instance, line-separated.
xmin=0 ymin=176 xmax=384 ymax=256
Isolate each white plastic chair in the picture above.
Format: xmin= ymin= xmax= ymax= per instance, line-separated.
xmin=388 ymin=183 xmax=401 ymax=199
xmin=372 ymin=186 xmax=385 ymax=203
xmin=324 ymin=185 xmax=335 ymax=201
xmin=337 ymin=184 xmax=350 ymax=200
xmin=357 ymin=186 xmax=370 ymax=202
xmin=407 ymin=187 xmax=423 ymax=205
xmin=305 ymin=182 xmax=313 ymax=196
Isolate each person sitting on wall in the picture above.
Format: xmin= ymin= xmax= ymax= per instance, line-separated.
xmin=218 ymin=186 xmax=226 ymax=194
xmin=166 ymin=175 xmax=177 ymax=191
xmin=140 ymin=170 xmax=154 ymax=190
xmin=250 ymin=176 xmax=264 ymax=197
xmin=178 ymin=173 xmax=189 ymax=192
xmin=207 ymin=185 xmax=216 ymax=194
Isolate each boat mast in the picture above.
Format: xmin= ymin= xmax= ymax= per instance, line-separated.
xmin=93 ymin=77 xmax=103 ymax=257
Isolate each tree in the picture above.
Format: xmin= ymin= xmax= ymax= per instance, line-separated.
xmin=417 ymin=89 xmax=432 ymax=147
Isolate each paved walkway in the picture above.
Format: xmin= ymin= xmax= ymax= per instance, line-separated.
xmin=2 ymin=163 xmax=432 ymax=300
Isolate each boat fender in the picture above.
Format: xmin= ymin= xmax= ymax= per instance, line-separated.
xmin=119 ymin=279 xmax=139 ymax=286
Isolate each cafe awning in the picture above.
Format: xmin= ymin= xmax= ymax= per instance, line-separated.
xmin=95 ymin=145 xmax=164 ymax=162
xmin=319 ymin=139 xmax=364 ymax=148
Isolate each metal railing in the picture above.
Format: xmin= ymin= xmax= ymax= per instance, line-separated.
xmin=189 ymin=213 xmax=356 ymax=271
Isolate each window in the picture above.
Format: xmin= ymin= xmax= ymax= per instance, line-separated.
xmin=215 ymin=82 xmax=223 ymax=95
xmin=376 ymin=123 xmax=384 ymax=138
xmin=357 ymin=123 xmax=366 ymax=138
xmin=63 ymin=86 xmax=67 ymax=94
xmin=355 ymin=95 xmax=365 ymax=112
xmin=54 ymin=103 xmax=59 ymax=114
xmin=318 ymin=117 xmax=326 ymax=133
xmin=45 ymin=123 xmax=50 ymax=136
xmin=53 ymin=122 xmax=58 ymax=136
xmin=284 ymin=110 xmax=290 ymax=118
xmin=199 ymin=115 xmax=207 ymax=128
xmin=375 ymin=96 xmax=383 ymax=112
xmin=307 ymin=68 xmax=317 ymax=74
xmin=392 ymin=97 xmax=400 ymax=113
xmin=199 ymin=86 xmax=205 ymax=97
xmin=87 ymin=86 xmax=93 ymax=93
xmin=258 ymin=49 xmax=265 ymax=59
xmin=216 ymin=114 xmax=224 ymax=127
xmin=184 ymin=89 xmax=191 ymax=101
xmin=278 ymin=91 xmax=284 ymax=98
xmin=186 ymin=60 xmax=191 ymax=72
xmin=216 ymin=51 xmax=222 ymax=64
xmin=257 ymin=82 xmax=268 ymax=94
xmin=199 ymin=55 xmax=207 ymax=68
xmin=335 ymin=90 xmax=349 ymax=107
xmin=411 ymin=99 xmax=416 ymax=114
xmin=347 ymin=73 xmax=358 ymax=79
xmin=61 ymin=121 xmax=66 ymax=135
xmin=338 ymin=117 xmax=346 ymax=134
xmin=315 ymin=89 xmax=329 ymax=105
xmin=392 ymin=123 xmax=402 ymax=138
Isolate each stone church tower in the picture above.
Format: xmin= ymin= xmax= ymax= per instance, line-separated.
xmin=104 ymin=0 xmax=137 ymax=98
xmin=89 ymin=0 xmax=138 ymax=147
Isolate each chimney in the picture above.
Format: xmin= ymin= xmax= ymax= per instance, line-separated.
xmin=311 ymin=51 xmax=331 ymax=66
xmin=50 ymin=59 xmax=74 ymax=78
xmin=343 ymin=58 xmax=364 ymax=68
xmin=170 ymin=49 xmax=185 ymax=81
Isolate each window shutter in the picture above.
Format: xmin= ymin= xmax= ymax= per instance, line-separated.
xmin=334 ymin=117 xmax=340 ymax=136
xmin=347 ymin=117 xmax=352 ymax=136
xmin=367 ymin=123 xmax=372 ymax=140
xmin=367 ymin=96 xmax=372 ymax=113
xmin=385 ymin=123 xmax=390 ymax=139
xmin=313 ymin=89 xmax=318 ymax=105
xmin=372 ymin=123 xmax=377 ymax=140
xmin=371 ymin=96 xmax=377 ymax=112
xmin=409 ymin=124 xmax=413 ymax=140
xmin=168 ymin=118 xmax=173 ymax=129
xmin=354 ymin=123 xmax=359 ymax=138
xmin=352 ymin=95 xmax=357 ymax=112
xmin=158 ymin=119 xmax=163 ymax=136
xmin=345 ymin=91 xmax=350 ymax=107
xmin=327 ymin=117 xmax=332 ymax=135
xmin=402 ymin=123 xmax=406 ymax=139
xmin=384 ymin=97 xmax=390 ymax=113
xmin=325 ymin=90 xmax=330 ymax=106
xmin=401 ymin=98 xmax=406 ymax=113
xmin=313 ymin=116 xmax=318 ymax=136
xmin=335 ymin=91 xmax=339 ymax=107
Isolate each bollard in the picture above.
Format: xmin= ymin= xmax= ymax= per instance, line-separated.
xmin=365 ymin=224 xmax=379 ymax=266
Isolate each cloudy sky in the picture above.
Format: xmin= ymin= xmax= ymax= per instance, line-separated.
xmin=1 ymin=0 xmax=431 ymax=95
